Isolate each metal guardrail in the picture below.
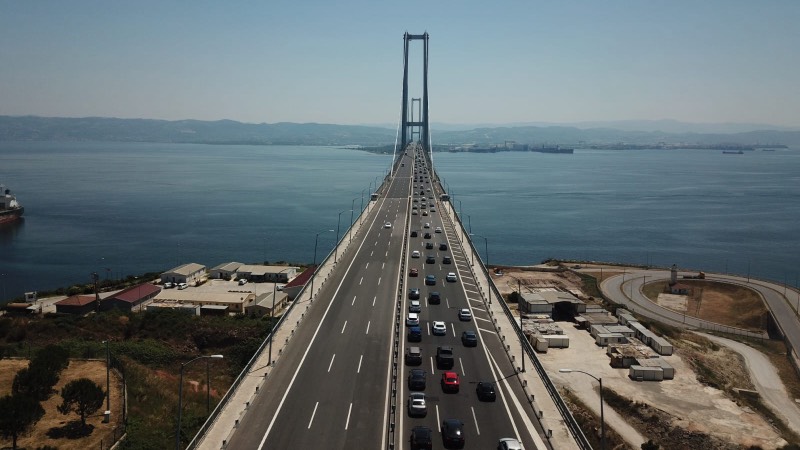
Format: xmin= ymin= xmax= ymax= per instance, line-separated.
xmin=432 ymin=169 xmax=593 ymax=450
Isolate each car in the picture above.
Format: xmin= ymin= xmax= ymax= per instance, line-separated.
xmin=497 ymin=437 xmax=523 ymax=450
xmin=461 ymin=330 xmax=478 ymax=347
xmin=422 ymin=210 xmax=429 ymax=216
xmin=428 ymin=292 xmax=441 ymax=304
xmin=411 ymin=250 xmax=421 ymax=258
xmin=409 ymin=300 xmax=421 ymax=313
xmin=458 ymin=308 xmax=472 ymax=321
xmin=408 ymin=288 xmax=420 ymax=300
xmin=412 ymin=210 xmax=418 ymax=215
xmin=446 ymin=272 xmax=457 ymax=282
xmin=410 ymin=426 xmax=433 ymax=450
xmin=474 ymin=381 xmax=498 ymax=402
xmin=163 ymin=282 xmax=174 ymax=289
xmin=442 ymin=256 xmax=451 ymax=264
xmin=409 ymin=268 xmax=419 ymax=277
xmin=407 ymin=312 xmax=419 ymax=326
xmin=420 ymin=204 xmax=427 ymax=209
xmin=441 ymin=418 xmax=465 ymax=448
xmin=439 ymin=243 xmax=448 ymax=251
xmin=407 ymin=392 xmax=427 ymax=417
xmin=410 ymin=230 xmax=418 ymax=237
xmin=432 ymin=321 xmax=447 ymax=336
xmin=408 ymin=326 xmax=422 ymax=342
xmin=385 ymin=222 xmax=392 ymax=228
xmin=413 ymin=198 xmax=419 ymax=202
xmin=425 ymin=255 xmax=435 ymax=264
xmin=441 ymin=371 xmax=460 ymax=393
xmin=425 ymin=242 xmax=434 ymax=249
xmin=430 ymin=207 xmax=436 ymax=212
xmin=177 ymin=282 xmax=189 ymax=290
xmin=238 ymin=278 xmax=248 ymax=285
xmin=408 ymin=369 xmax=426 ymax=391
xmin=424 ymin=223 xmax=431 ymax=228
xmin=434 ymin=227 xmax=442 ymax=233
xmin=405 ymin=346 xmax=422 ymax=365
xmin=425 ymin=274 xmax=436 ymax=285
xmin=423 ymin=232 xmax=432 ymax=239
xmin=436 ymin=346 xmax=455 ymax=369
xmin=412 ymin=205 xmax=418 ymax=210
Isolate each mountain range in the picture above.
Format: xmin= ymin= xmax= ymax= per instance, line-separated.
xmin=1 ymin=115 xmax=798 ymax=147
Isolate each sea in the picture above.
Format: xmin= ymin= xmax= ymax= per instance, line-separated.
xmin=1 ymin=141 xmax=799 ymax=303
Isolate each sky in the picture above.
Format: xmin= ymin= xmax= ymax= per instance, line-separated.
xmin=1 ymin=1 xmax=799 ymax=127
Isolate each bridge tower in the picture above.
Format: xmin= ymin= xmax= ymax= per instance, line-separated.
xmin=400 ymin=32 xmax=430 ymax=153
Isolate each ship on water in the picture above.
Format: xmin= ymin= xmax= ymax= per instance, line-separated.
xmin=0 ymin=185 xmax=24 ymax=224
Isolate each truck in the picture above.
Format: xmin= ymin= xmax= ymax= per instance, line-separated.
xmin=682 ymin=272 xmax=705 ymax=279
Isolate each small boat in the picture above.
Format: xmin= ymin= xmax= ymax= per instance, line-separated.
xmin=0 ymin=185 xmax=24 ymax=224
xmin=722 ymin=150 xmax=744 ymax=155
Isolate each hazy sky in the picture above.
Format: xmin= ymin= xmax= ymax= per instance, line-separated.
xmin=1 ymin=1 xmax=798 ymax=126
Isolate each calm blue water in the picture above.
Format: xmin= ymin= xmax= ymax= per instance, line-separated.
xmin=1 ymin=142 xmax=799 ymax=302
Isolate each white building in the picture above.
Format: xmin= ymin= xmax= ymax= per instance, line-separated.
xmin=161 ymin=263 xmax=206 ymax=285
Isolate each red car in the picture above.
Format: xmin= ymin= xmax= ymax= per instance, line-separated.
xmin=409 ymin=268 xmax=419 ymax=277
xmin=441 ymin=371 xmax=460 ymax=393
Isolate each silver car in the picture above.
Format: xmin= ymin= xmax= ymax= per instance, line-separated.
xmin=408 ymin=392 xmax=427 ymax=417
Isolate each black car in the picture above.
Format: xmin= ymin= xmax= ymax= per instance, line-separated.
xmin=439 ymin=243 xmax=448 ymax=251
xmin=425 ymin=255 xmax=436 ymax=264
xmin=476 ymin=381 xmax=496 ymax=402
xmin=428 ymin=292 xmax=441 ymax=304
xmin=441 ymin=418 xmax=465 ymax=448
xmin=409 ymin=288 xmax=421 ymax=300
xmin=442 ymin=256 xmax=451 ymax=264
xmin=425 ymin=242 xmax=434 ymax=249
xmin=461 ymin=330 xmax=478 ymax=347
xmin=425 ymin=274 xmax=436 ymax=286
xmin=410 ymin=426 xmax=433 ymax=450
xmin=408 ymin=369 xmax=426 ymax=391
xmin=410 ymin=230 xmax=418 ymax=237
xmin=408 ymin=326 xmax=422 ymax=342
xmin=423 ymin=232 xmax=432 ymax=239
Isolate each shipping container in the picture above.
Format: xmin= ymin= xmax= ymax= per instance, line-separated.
xmin=629 ymin=365 xmax=664 ymax=381
xmin=595 ymin=333 xmax=626 ymax=347
xmin=543 ymin=335 xmax=570 ymax=348
xmin=650 ymin=336 xmax=674 ymax=356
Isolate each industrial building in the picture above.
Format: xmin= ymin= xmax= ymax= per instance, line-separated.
xmin=160 ymin=263 xmax=207 ymax=286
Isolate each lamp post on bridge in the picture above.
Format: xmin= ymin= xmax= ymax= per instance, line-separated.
xmin=470 ymin=233 xmax=489 ymax=270
xmin=335 ymin=210 xmax=352 ymax=263
xmin=350 ymin=197 xmax=359 ymax=243
xmin=360 ymin=189 xmax=366 ymax=225
xmin=175 ymin=354 xmax=224 ymax=450
xmin=310 ymin=229 xmax=334 ymax=300
xmin=268 ymin=267 xmax=293 ymax=366
xmin=559 ymin=369 xmax=605 ymax=450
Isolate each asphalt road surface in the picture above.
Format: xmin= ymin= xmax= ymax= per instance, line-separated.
xmin=225 ymin=146 xmax=546 ymax=449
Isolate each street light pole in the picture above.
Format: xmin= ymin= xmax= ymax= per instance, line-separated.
xmin=269 ymin=267 xmax=292 ymax=366
xmin=335 ymin=210 xmax=351 ymax=263
xmin=102 ymin=340 xmax=110 ymax=415
xmin=310 ymin=229 xmax=334 ymax=300
xmin=350 ymin=197 xmax=358 ymax=243
xmin=560 ymin=369 xmax=605 ymax=450
xmin=176 ymin=354 xmax=223 ymax=450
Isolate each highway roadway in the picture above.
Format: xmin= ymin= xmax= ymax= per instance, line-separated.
xmin=225 ymin=145 xmax=546 ymax=449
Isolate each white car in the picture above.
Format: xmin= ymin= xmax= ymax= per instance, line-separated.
xmin=177 ymin=282 xmax=189 ymax=290
xmin=411 ymin=250 xmax=421 ymax=258
xmin=435 ymin=227 xmax=442 ymax=233
xmin=406 ymin=312 xmax=420 ymax=326
xmin=384 ymin=222 xmax=392 ymax=228
xmin=458 ymin=308 xmax=472 ymax=321
xmin=407 ymin=392 xmax=427 ymax=417
xmin=498 ymin=437 xmax=524 ymax=450
xmin=446 ymin=272 xmax=457 ymax=282
xmin=423 ymin=223 xmax=430 ymax=228
xmin=163 ymin=282 xmax=174 ymax=289
xmin=432 ymin=321 xmax=447 ymax=336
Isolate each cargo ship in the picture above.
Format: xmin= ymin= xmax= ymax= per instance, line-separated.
xmin=0 ymin=185 xmax=24 ymax=224
xmin=534 ymin=146 xmax=574 ymax=154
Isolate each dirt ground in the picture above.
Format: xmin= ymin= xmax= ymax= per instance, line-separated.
xmin=0 ymin=359 xmax=125 ymax=450
xmin=497 ymin=264 xmax=794 ymax=448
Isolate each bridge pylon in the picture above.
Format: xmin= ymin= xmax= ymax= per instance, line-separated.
xmin=400 ymin=32 xmax=430 ymax=154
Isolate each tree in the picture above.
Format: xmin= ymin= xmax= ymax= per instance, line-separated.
xmin=641 ymin=440 xmax=660 ymax=450
xmin=0 ymin=394 xmax=45 ymax=450
xmin=12 ymin=344 xmax=71 ymax=401
xmin=58 ymin=378 xmax=105 ymax=429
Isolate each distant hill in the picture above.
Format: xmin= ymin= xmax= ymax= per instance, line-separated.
xmin=1 ymin=115 xmax=798 ymax=147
